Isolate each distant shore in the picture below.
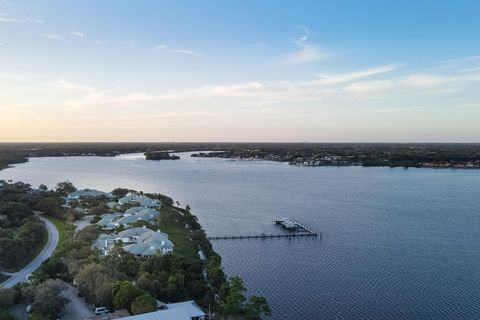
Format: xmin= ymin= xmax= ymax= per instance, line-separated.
xmin=1 ymin=142 xmax=480 ymax=171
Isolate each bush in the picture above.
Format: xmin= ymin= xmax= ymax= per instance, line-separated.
xmin=112 ymin=281 xmax=143 ymax=311
xmin=24 ymin=279 xmax=69 ymax=320
xmin=131 ymin=293 xmax=156 ymax=315
xmin=0 ymin=309 xmax=15 ymax=320
xmin=0 ymin=288 xmax=15 ymax=309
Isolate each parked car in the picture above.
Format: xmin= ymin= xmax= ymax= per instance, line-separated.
xmin=94 ymin=306 xmax=109 ymax=315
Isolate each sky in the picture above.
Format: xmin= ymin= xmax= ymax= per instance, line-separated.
xmin=1 ymin=0 xmax=480 ymax=142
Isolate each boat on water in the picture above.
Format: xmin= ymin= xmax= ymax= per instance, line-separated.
xmin=275 ymin=218 xmax=299 ymax=230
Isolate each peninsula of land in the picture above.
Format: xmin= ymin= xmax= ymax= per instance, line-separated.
xmin=0 ymin=180 xmax=270 ymax=320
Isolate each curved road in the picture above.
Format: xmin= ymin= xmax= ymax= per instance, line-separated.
xmin=1 ymin=216 xmax=59 ymax=288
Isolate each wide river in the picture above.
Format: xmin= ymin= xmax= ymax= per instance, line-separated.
xmin=1 ymin=153 xmax=480 ymax=319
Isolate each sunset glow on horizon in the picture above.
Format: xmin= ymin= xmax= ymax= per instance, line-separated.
xmin=1 ymin=0 xmax=480 ymax=142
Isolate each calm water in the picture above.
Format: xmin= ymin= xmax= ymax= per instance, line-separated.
xmin=2 ymin=153 xmax=480 ymax=319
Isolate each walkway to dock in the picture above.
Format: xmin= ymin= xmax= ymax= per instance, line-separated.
xmin=208 ymin=232 xmax=321 ymax=241
xmin=208 ymin=218 xmax=321 ymax=241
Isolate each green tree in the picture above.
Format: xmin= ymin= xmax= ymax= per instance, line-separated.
xmin=219 ymin=277 xmax=270 ymax=319
xmin=0 ymin=309 xmax=15 ymax=320
xmin=55 ymin=181 xmax=76 ymax=194
xmin=130 ymin=293 xmax=156 ymax=315
xmin=112 ymin=281 xmax=142 ymax=311
xmin=76 ymin=263 xmax=117 ymax=307
xmin=103 ymin=245 xmax=139 ymax=278
xmin=37 ymin=257 xmax=70 ymax=282
xmin=75 ymin=225 xmax=101 ymax=243
xmin=221 ymin=277 xmax=246 ymax=316
xmin=245 ymin=296 xmax=271 ymax=319
xmin=29 ymin=313 xmax=50 ymax=320
xmin=111 ymin=188 xmax=130 ymax=198
xmin=135 ymin=274 xmax=155 ymax=295
xmin=28 ymin=279 xmax=69 ymax=320
xmin=0 ymin=288 xmax=15 ymax=309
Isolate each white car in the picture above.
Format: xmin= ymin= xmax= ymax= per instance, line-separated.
xmin=94 ymin=306 xmax=109 ymax=315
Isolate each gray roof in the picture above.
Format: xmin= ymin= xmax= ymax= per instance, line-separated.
xmin=116 ymin=208 xmax=160 ymax=226
xmin=97 ymin=213 xmax=122 ymax=229
xmin=116 ymin=215 xmax=139 ymax=226
xmin=115 ymin=301 xmax=204 ymax=320
xmin=137 ymin=208 xmax=160 ymax=221
xmin=123 ymin=230 xmax=173 ymax=256
xmin=117 ymin=227 xmax=151 ymax=238
xmin=106 ymin=201 xmax=117 ymax=209
xmin=92 ymin=234 xmax=115 ymax=251
xmin=125 ymin=206 xmax=148 ymax=215
xmin=117 ymin=308 xmax=191 ymax=320
xmin=118 ymin=194 xmax=161 ymax=207
xmin=68 ymin=189 xmax=112 ymax=199
xmin=165 ymin=301 xmax=206 ymax=318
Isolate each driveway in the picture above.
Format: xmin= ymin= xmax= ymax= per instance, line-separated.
xmin=61 ymin=284 xmax=94 ymax=320
xmin=73 ymin=215 xmax=94 ymax=233
xmin=1 ymin=215 xmax=59 ymax=288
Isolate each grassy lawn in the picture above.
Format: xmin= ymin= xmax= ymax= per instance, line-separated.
xmin=10 ymin=222 xmax=48 ymax=272
xmin=160 ymin=206 xmax=198 ymax=261
xmin=44 ymin=216 xmax=70 ymax=255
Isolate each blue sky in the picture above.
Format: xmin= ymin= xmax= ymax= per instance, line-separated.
xmin=1 ymin=0 xmax=480 ymax=142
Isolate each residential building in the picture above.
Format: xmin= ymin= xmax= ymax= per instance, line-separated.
xmin=92 ymin=226 xmax=173 ymax=256
xmin=114 ymin=300 xmax=206 ymax=320
xmin=97 ymin=213 xmax=123 ymax=230
xmin=67 ymin=189 xmax=113 ymax=200
xmin=123 ymin=229 xmax=173 ymax=256
xmin=116 ymin=208 xmax=160 ymax=228
xmin=118 ymin=194 xmax=161 ymax=208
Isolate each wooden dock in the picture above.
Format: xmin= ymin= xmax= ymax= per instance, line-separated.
xmin=209 ymin=218 xmax=321 ymax=241
xmin=208 ymin=232 xmax=321 ymax=241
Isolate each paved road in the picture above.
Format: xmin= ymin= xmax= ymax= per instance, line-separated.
xmin=1 ymin=216 xmax=59 ymax=288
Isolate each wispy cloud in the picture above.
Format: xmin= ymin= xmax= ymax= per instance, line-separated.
xmin=0 ymin=15 xmax=23 ymax=23
xmin=39 ymin=33 xmax=63 ymax=40
xmin=59 ymin=79 xmax=93 ymax=91
xmin=434 ymin=54 xmax=480 ymax=71
xmin=155 ymin=43 xmax=204 ymax=56
xmin=28 ymin=18 xmax=45 ymax=24
xmin=94 ymin=40 xmax=107 ymax=45
xmin=69 ymin=30 xmax=85 ymax=38
xmin=96 ymin=64 xmax=480 ymax=105
xmin=314 ymin=65 xmax=398 ymax=84
xmin=277 ymin=27 xmax=328 ymax=64
xmin=440 ymin=55 xmax=480 ymax=64
xmin=4 ymin=61 xmax=480 ymax=121
xmin=171 ymin=49 xmax=204 ymax=56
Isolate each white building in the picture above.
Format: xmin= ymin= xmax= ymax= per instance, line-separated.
xmin=116 ymin=208 xmax=161 ymax=228
xmin=117 ymin=300 xmax=206 ymax=320
xmin=92 ymin=226 xmax=173 ymax=257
